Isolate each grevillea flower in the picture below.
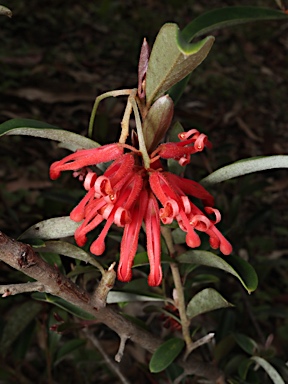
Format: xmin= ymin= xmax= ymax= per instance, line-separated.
xmin=50 ymin=128 xmax=232 ymax=286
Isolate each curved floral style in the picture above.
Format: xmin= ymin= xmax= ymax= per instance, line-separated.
xmin=50 ymin=128 xmax=232 ymax=286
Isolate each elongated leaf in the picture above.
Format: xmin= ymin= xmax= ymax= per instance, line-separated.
xmin=201 ymin=156 xmax=288 ymax=186
xmin=146 ymin=23 xmax=214 ymax=106
xmin=177 ymin=250 xmax=258 ymax=293
xmin=169 ymin=7 xmax=288 ymax=104
xmin=251 ymin=356 xmax=285 ymax=384
xmin=187 ymin=288 xmax=232 ymax=319
xmin=0 ymin=301 xmax=42 ymax=355
xmin=19 ymin=216 xmax=80 ymax=241
xmin=106 ymin=291 xmax=164 ymax=304
xmin=149 ymin=338 xmax=185 ymax=373
xmin=0 ymin=118 xmax=99 ymax=151
xmin=32 ymin=292 xmax=95 ymax=320
xmin=39 ymin=240 xmax=102 ymax=270
xmin=181 ymin=6 xmax=288 ymax=41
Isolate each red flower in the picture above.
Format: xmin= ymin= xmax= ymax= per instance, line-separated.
xmin=50 ymin=129 xmax=232 ymax=286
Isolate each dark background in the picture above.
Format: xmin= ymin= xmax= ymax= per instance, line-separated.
xmin=0 ymin=1 xmax=288 ymax=383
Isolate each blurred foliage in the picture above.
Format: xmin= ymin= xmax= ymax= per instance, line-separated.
xmin=0 ymin=0 xmax=288 ymax=383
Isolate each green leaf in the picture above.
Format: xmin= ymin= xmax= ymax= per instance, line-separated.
xmin=186 ymin=288 xmax=232 ymax=319
xmin=238 ymin=358 xmax=254 ymax=380
xmin=177 ymin=250 xmax=258 ymax=293
xmin=142 ymin=95 xmax=174 ymax=152
xmin=233 ymin=333 xmax=258 ymax=355
xmin=0 ymin=5 xmax=12 ymax=17
xmin=149 ymin=338 xmax=185 ymax=373
xmin=201 ymin=156 xmax=288 ymax=186
xmin=0 ymin=118 xmax=99 ymax=151
xmin=0 ymin=301 xmax=42 ymax=356
xmin=32 ymin=293 xmax=95 ymax=320
xmin=251 ymin=356 xmax=285 ymax=384
xmin=54 ymin=339 xmax=86 ymax=366
xmin=19 ymin=216 xmax=80 ymax=241
xmin=169 ymin=7 xmax=288 ymax=105
xmin=146 ymin=23 xmax=214 ymax=106
xmin=181 ymin=6 xmax=288 ymax=41
xmin=106 ymin=291 xmax=164 ymax=304
xmin=38 ymin=240 xmax=103 ymax=270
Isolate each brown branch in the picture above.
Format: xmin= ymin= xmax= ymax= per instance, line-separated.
xmin=0 ymin=281 xmax=45 ymax=297
xmin=0 ymin=231 xmax=224 ymax=382
xmin=0 ymin=231 xmax=161 ymax=353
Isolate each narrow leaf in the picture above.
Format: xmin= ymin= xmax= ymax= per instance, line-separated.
xmin=149 ymin=338 xmax=185 ymax=373
xmin=251 ymin=356 xmax=285 ymax=384
xmin=201 ymin=156 xmax=288 ymax=186
xmin=0 ymin=302 xmax=42 ymax=355
xmin=32 ymin=293 xmax=95 ymax=320
xmin=39 ymin=240 xmax=103 ymax=270
xmin=181 ymin=6 xmax=288 ymax=41
xmin=187 ymin=288 xmax=232 ymax=319
xmin=0 ymin=118 xmax=99 ymax=151
xmin=169 ymin=7 xmax=288 ymax=104
xmin=106 ymin=291 xmax=164 ymax=304
xmin=19 ymin=217 xmax=80 ymax=241
xmin=177 ymin=250 xmax=258 ymax=293
xmin=146 ymin=23 xmax=214 ymax=105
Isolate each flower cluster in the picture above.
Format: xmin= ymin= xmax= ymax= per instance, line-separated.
xmin=50 ymin=129 xmax=232 ymax=286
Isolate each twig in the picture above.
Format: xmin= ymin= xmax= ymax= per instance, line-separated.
xmin=115 ymin=334 xmax=130 ymax=363
xmin=0 ymin=231 xmax=224 ymax=382
xmin=240 ymin=288 xmax=266 ymax=345
xmin=161 ymin=227 xmax=193 ymax=351
xmin=0 ymin=231 xmax=161 ymax=353
xmin=184 ymin=332 xmax=215 ymax=359
xmin=170 ymin=262 xmax=193 ymax=350
xmin=83 ymin=329 xmax=131 ymax=384
xmin=91 ymin=262 xmax=116 ymax=307
xmin=0 ymin=281 xmax=45 ymax=297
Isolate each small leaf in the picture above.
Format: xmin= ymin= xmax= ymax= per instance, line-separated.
xmin=138 ymin=38 xmax=150 ymax=99
xmin=32 ymin=293 xmax=95 ymax=320
xmin=0 ymin=301 xmax=42 ymax=355
xmin=181 ymin=6 xmax=288 ymax=41
xmin=149 ymin=338 xmax=185 ymax=373
xmin=19 ymin=216 xmax=80 ymax=241
xmin=177 ymin=250 xmax=258 ymax=293
xmin=0 ymin=5 xmax=12 ymax=17
xmin=233 ymin=333 xmax=258 ymax=355
xmin=186 ymin=288 xmax=232 ymax=319
xmin=146 ymin=23 xmax=214 ymax=105
xmin=251 ymin=356 xmax=285 ymax=384
xmin=142 ymin=95 xmax=174 ymax=152
xmin=201 ymin=156 xmax=288 ymax=186
xmin=0 ymin=118 xmax=99 ymax=151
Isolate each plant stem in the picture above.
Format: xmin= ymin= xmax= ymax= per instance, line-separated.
xmin=170 ymin=262 xmax=193 ymax=351
xmin=88 ymin=89 xmax=132 ymax=138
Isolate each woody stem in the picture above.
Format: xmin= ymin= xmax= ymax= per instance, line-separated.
xmin=170 ymin=262 xmax=193 ymax=350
